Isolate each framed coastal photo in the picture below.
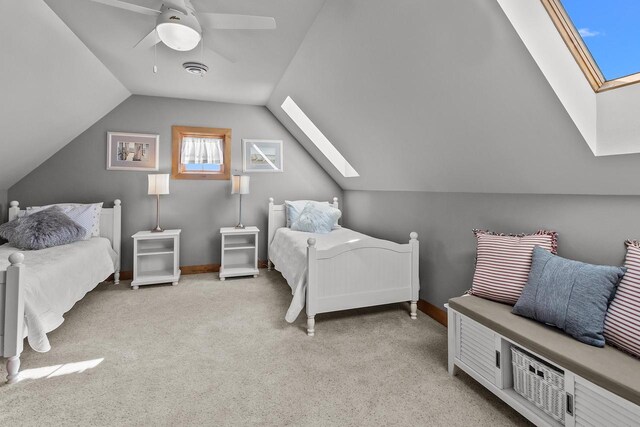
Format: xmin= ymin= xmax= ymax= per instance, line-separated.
xmin=242 ymin=139 xmax=283 ymax=173
xmin=107 ymin=132 xmax=159 ymax=171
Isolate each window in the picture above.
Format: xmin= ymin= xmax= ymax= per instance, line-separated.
xmin=542 ymin=0 xmax=640 ymax=92
xmin=172 ymin=126 xmax=231 ymax=180
xmin=281 ymin=96 xmax=359 ymax=178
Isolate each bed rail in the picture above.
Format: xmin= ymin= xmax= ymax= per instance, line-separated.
xmin=1 ymin=252 xmax=25 ymax=383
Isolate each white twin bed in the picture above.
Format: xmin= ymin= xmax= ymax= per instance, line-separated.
xmin=268 ymin=197 xmax=420 ymax=336
xmin=1 ymin=200 xmax=121 ymax=383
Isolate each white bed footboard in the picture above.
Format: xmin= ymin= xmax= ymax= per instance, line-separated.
xmin=306 ymin=233 xmax=419 ymax=335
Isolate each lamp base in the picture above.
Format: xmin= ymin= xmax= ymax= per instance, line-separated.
xmin=151 ymin=226 xmax=164 ymax=233
xmin=235 ymin=224 xmax=245 ymax=229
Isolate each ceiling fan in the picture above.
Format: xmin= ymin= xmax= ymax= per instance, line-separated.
xmin=90 ymin=0 xmax=276 ymax=61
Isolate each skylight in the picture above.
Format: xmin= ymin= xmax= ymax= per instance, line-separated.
xmin=561 ymin=0 xmax=640 ymax=81
xmin=543 ymin=0 xmax=640 ymax=91
xmin=281 ymin=96 xmax=359 ymax=178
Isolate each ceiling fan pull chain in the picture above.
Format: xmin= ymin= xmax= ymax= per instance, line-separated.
xmin=153 ymin=41 xmax=158 ymax=73
xmin=200 ymin=35 xmax=205 ymax=77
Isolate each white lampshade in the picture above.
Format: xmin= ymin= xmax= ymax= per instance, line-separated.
xmin=231 ymin=175 xmax=250 ymax=195
xmin=148 ymin=174 xmax=170 ymax=195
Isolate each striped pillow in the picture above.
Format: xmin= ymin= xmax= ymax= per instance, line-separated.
xmin=470 ymin=229 xmax=558 ymax=305
xmin=604 ymin=241 xmax=640 ymax=358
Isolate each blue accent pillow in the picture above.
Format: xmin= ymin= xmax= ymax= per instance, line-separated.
xmin=513 ymin=246 xmax=626 ymax=347
xmin=285 ymin=200 xmax=329 ymax=228
xmin=10 ymin=206 xmax=86 ymax=250
xmin=291 ymin=202 xmax=342 ymax=234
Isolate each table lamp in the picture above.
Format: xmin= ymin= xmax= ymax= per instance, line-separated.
xmin=231 ymin=175 xmax=250 ymax=228
xmin=148 ymin=174 xmax=170 ymax=232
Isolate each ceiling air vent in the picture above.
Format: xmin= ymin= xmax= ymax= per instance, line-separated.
xmin=182 ymin=62 xmax=208 ymax=76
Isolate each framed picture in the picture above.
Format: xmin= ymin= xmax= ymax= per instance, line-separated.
xmin=107 ymin=132 xmax=159 ymax=171
xmin=242 ymin=139 xmax=283 ymax=173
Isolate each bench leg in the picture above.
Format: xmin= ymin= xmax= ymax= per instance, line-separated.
xmin=447 ymin=307 xmax=458 ymax=376
xmin=114 ymin=270 xmax=120 ymax=285
xmin=307 ymin=315 xmax=315 ymax=337
xmin=410 ymin=301 xmax=417 ymax=319
xmin=6 ymin=356 xmax=20 ymax=384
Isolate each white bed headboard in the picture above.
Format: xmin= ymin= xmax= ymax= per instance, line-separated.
xmin=267 ymin=197 xmax=339 ymax=257
xmin=7 ymin=200 xmax=122 ymax=272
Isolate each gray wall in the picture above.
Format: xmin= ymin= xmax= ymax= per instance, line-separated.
xmin=267 ymin=0 xmax=640 ymax=194
xmin=9 ymin=95 xmax=342 ymax=271
xmin=343 ymin=190 xmax=640 ymax=309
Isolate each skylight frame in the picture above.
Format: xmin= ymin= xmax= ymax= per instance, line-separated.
xmin=541 ymin=0 xmax=640 ymax=92
xmin=281 ymin=96 xmax=359 ymax=178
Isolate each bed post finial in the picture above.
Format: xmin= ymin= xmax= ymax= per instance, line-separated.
xmin=410 ymin=232 xmax=418 ymax=241
xmin=114 ymin=199 xmax=122 ymax=206
xmin=9 ymin=201 xmax=19 ymax=208
xmin=269 ymin=197 xmax=274 ymax=204
xmin=333 ymin=197 xmax=338 ymax=203
xmin=307 ymin=238 xmax=316 ymax=247
xmin=8 ymin=252 xmax=24 ymax=266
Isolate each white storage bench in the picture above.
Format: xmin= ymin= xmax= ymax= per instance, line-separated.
xmin=447 ymin=295 xmax=640 ymax=427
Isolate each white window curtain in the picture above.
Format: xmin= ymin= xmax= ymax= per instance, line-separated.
xmin=181 ymin=137 xmax=224 ymax=164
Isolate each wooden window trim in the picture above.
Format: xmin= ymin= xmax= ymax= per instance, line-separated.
xmin=172 ymin=126 xmax=231 ymax=180
xmin=541 ymin=0 xmax=640 ymax=93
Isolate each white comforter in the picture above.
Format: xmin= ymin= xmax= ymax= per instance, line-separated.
xmin=269 ymin=227 xmax=368 ymax=322
xmin=0 ymin=238 xmax=117 ymax=352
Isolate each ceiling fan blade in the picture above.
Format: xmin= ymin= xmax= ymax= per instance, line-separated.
xmin=199 ymin=13 xmax=276 ymax=30
xmin=90 ymin=0 xmax=161 ymax=16
xmin=134 ymin=28 xmax=161 ymax=49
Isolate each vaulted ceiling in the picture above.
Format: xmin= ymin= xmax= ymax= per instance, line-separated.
xmin=5 ymin=0 xmax=640 ymax=196
xmin=44 ymin=0 xmax=325 ymax=105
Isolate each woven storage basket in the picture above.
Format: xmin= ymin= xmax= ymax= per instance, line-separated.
xmin=511 ymin=346 xmax=565 ymax=423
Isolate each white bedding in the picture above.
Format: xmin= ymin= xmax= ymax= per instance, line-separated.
xmin=0 ymin=238 xmax=117 ymax=352
xmin=269 ymin=227 xmax=368 ymax=322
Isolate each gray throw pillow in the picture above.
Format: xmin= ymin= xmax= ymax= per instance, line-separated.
xmin=513 ymin=246 xmax=626 ymax=347
xmin=10 ymin=206 xmax=86 ymax=250
xmin=0 ymin=217 xmax=21 ymax=242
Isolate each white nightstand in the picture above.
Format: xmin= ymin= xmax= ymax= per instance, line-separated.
xmin=219 ymin=226 xmax=259 ymax=280
xmin=131 ymin=229 xmax=181 ymax=290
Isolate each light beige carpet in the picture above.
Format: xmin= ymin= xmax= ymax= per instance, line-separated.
xmin=0 ymin=271 xmax=529 ymax=426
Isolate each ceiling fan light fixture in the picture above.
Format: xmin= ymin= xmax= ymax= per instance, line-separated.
xmin=156 ymin=22 xmax=201 ymax=51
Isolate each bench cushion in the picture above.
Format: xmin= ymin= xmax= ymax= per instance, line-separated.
xmin=449 ymin=295 xmax=640 ymax=407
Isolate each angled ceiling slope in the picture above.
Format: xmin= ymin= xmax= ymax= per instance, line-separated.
xmin=45 ymin=0 xmax=326 ymax=105
xmin=497 ymin=0 xmax=640 ymax=156
xmin=267 ymin=0 xmax=640 ymax=195
xmin=0 ymin=0 xmax=130 ymax=190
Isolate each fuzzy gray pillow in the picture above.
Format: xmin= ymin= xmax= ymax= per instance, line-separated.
xmin=0 ymin=217 xmax=21 ymax=242
xmin=10 ymin=206 xmax=86 ymax=250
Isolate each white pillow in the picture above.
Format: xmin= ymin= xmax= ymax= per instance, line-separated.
xmin=285 ymin=200 xmax=340 ymax=229
xmin=27 ymin=203 xmax=103 ymax=239
xmin=291 ymin=202 xmax=342 ymax=234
